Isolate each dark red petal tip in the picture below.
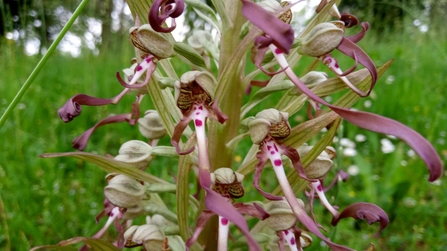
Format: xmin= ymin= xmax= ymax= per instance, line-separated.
xmin=332 ymin=202 xmax=389 ymax=236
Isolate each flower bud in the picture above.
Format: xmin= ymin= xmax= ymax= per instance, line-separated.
xmin=297 ymin=144 xmax=334 ymax=179
xmin=124 ymin=224 xmax=165 ymax=250
xmin=130 ymin=24 xmax=175 ymax=59
xmin=248 ymin=109 xmax=291 ymax=144
xmin=123 ymin=201 xmax=146 ymax=220
xmin=138 ymin=110 xmax=167 ymax=139
xmin=146 ymin=214 xmax=168 ymax=228
xmin=264 ymin=197 xmax=304 ymax=231
xmin=114 ymin=140 xmax=152 ymax=169
xmin=297 ymin=21 xmax=344 ymax=57
xmin=104 ymin=174 xmax=146 ymax=208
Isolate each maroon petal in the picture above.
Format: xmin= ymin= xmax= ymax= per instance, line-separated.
xmin=72 ymin=102 xmax=140 ymax=151
xmin=211 ymin=99 xmax=229 ymax=124
xmin=284 ymin=68 xmax=443 ymax=182
xmin=149 ymin=0 xmax=185 ymax=33
xmin=185 ymin=210 xmax=215 ymax=250
xmin=171 ymin=115 xmax=195 ymax=155
xmin=336 ymin=37 xmax=377 ymax=95
xmin=253 ymin=152 xmax=283 ymax=201
xmin=241 ymin=0 xmax=294 ymax=54
xmin=95 ymin=198 xmax=114 ymax=223
xmin=58 ymin=94 xmax=115 ymax=122
xmin=345 ymin=22 xmax=370 ymax=43
xmin=324 ymin=170 xmax=349 ymax=192
xmin=277 ymin=143 xmax=314 ymax=182
xmin=340 ymin=13 xmax=359 ymax=28
xmin=233 ymin=202 xmax=270 ymax=220
xmin=331 ymin=202 xmax=389 ymax=236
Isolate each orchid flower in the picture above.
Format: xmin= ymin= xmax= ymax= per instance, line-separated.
xmin=186 ymin=168 xmax=269 ymax=251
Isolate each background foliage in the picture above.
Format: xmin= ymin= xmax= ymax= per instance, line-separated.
xmin=0 ymin=0 xmax=446 ymax=250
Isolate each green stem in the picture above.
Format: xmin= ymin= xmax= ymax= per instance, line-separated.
xmin=0 ymin=0 xmax=90 ymax=129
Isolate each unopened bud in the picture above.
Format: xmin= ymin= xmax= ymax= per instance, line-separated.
xmin=130 ymin=24 xmax=174 ymax=59
xmin=104 ymin=174 xmax=146 ymax=208
xmin=138 ymin=110 xmax=167 ymax=139
xmin=297 ymin=21 xmax=344 ymax=57
xmin=124 ymin=224 xmax=165 ymax=250
xmin=297 ymin=144 xmax=334 ymax=179
xmin=264 ymin=198 xmax=303 ymax=231
xmin=114 ymin=140 xmax=152 ymax=169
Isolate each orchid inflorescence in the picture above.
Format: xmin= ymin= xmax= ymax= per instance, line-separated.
xmin=36 ymin=0 xmax=443 ymax=251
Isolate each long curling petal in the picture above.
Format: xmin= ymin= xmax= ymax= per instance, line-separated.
xmin=241 ymin=0 xmax=294 ymax=54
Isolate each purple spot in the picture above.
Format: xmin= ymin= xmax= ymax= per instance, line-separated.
xmin=221 ymin=218 xmax=229 ymax=225
xmin=267 ymin=145 xmax=272 ymax=150
xmin=274 ymin=48 xmax=282 ymax=54
xmin=284 ymin=230 xmax=289 ymax=234
xmin=196 ymin=112 xmax=200 ymax=115
xmin=195 ymin=119 xmax=203 ymax=127
xmin=335 ymin=62 xmax=339 ymax=68
xmin=290 ymin=237 xmax=295 ymax=245
xmin=273 ymin=144 xmax=278 ymax=152
xmin=136 ymin=65 xmax=143 ymax=72
xmin=317 ymin=184 xmax=323 ymax=191
xmin=274 ymin=159 xmax=282 ymax=166
xmin=327 ymin=58 xmax=332 ymax=64
xmin=199 ymin=106 xmax=203 ymax=110
xmin=193 ymin=107 xmax=197 ymax=110
xmin=145 ymin=57 xmax=151 ymax=63
xmin=270 ymin=151 xmax=275 ymax=155
xmin=109 ymin=212 xmax=114 ymax=217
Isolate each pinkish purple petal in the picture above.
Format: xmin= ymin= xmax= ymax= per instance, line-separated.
xmin=58 ymin=94 xmax=115 ymax=122
xmin=149 ymin=0 xmax=185 ymax=33
xmin=278 ymin=143 xmax=314 ymax=182
xmin=241 ymin=0 xmax=294 ymax=54
xmin=185 ymin=210 xmax=215 ymax=250
xmin=253 ymin=152 xmax=283 ymax=201
xmin=337 ymin=37 xmax=377 ymax=95
xmin=115 ymin=60 xmax=156 ymax=89
xmin=171 ymin=115 xmax=195 ymax=155
xmin=324 ymin=170 xmax=349 ymax=192
xmin=72 ymin=102 xmax=140 ymax=151
xmin=284 ymin=68 xmax=443 ymax=182
xmin=203 ymin=187 xmax=262 ymax=251
xmin=331 ymin=202 xmax=389 ymax=237
xmin=233 ymin=202 xmax=270 ymax=220
xmin=211 ymin=99 xmax=229 ymax=124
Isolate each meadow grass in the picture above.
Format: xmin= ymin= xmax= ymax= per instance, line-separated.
xmin=0 ymin=25 xmax=446 ymax=251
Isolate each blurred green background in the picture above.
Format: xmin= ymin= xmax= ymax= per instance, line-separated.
xmin=1 ymin=0 xmax=447 ymax=250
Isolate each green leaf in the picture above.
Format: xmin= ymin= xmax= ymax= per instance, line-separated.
xmin=174 ymin=42 xmax=207 ymax=69
xmin=40 ymin=152 xmax=168 ymax=184
xmin=241 ymin=80 xmax=294 ymax=118
xmin=30 ymin=237 xmax=120 ymax=251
